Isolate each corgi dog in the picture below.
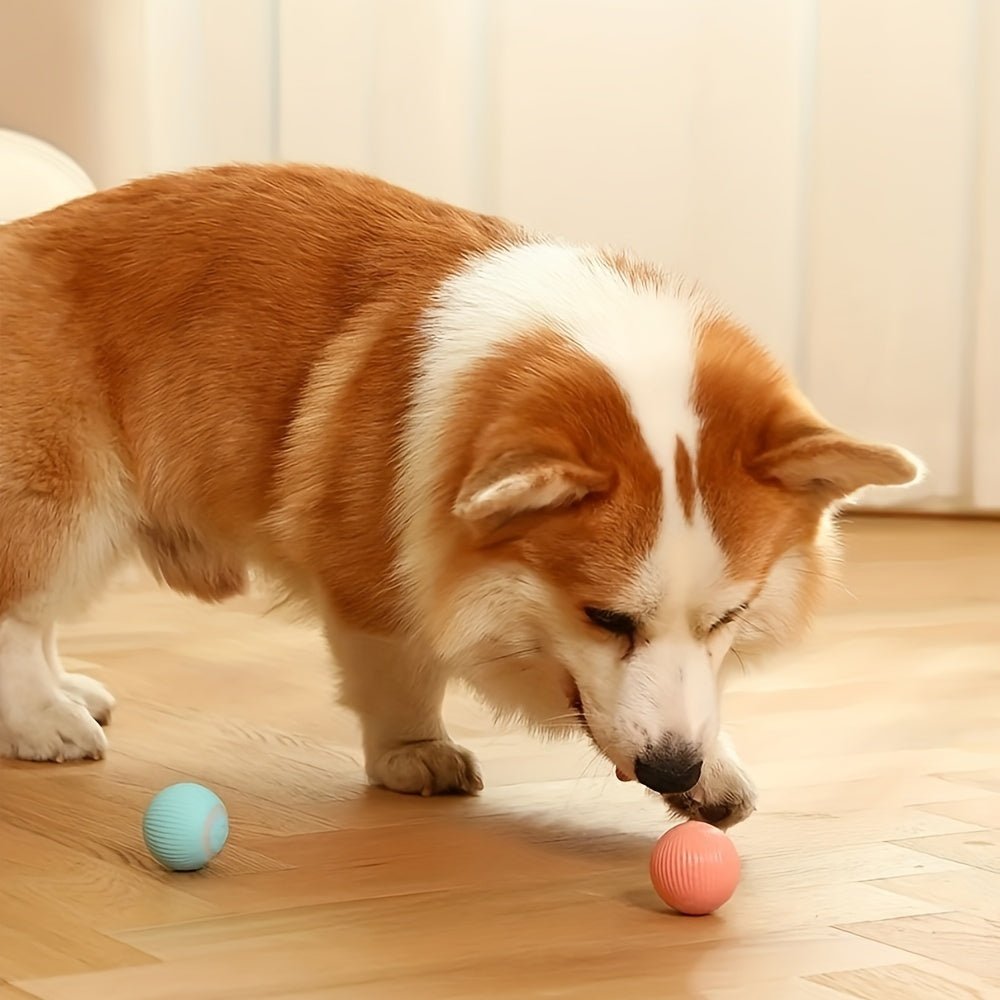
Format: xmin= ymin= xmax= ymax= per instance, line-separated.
xmin=0 ymin=165 xmax=920 ymax=827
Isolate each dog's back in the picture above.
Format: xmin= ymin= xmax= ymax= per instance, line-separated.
xmin=0 ymin=164 xmax=513 ymax=614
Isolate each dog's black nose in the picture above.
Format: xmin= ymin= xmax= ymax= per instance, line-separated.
xmin=634 ymin=743 xmax=703 ymax=794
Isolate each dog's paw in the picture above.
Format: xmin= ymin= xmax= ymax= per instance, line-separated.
xmin=663 ymin=749 xmax=757 ymax=829
xmin=368 ymin=739 xmax=483 ymax=796
xmin=0 ymin=696 xmax=108 ymax=762
xmin=60 ymin=672 xmax=116 ymax=726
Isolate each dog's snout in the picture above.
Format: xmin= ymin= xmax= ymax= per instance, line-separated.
xmin=634 ymin=742 xmax=703 ymax=795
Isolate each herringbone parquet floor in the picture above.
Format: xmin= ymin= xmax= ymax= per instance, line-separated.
xmin=1 ymin=516 xmax=997 ymax=999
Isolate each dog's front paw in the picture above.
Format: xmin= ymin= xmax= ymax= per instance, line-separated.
xmin=368 ymin=739 xmax=483 ymax=797
xmin=0 ymin=696 xmax=108 ymax=762
xmin=664 ymin=748 xmax=757 ymax=829
xmin=60 ymin=672 xmax=116 ymax=726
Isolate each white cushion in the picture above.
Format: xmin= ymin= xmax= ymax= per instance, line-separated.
xmin=0 ymin=128 xmax=95 ymax=224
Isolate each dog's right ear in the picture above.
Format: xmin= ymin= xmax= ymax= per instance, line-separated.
xmin=750 ymin=429 xmax=923 ymax=502
xmin=454 ymin=450 xmax=609 ymax=525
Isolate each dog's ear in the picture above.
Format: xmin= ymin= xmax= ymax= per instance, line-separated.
xmin=454 ymin=451 xmax=609 ymax=523
xmin=750 ymin=425 xmax=923 ymax=503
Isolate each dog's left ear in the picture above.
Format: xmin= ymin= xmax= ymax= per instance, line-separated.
xmin=454 ymin=451 xmax=609 ymax=524
xmin=750 ymin=426 xmax=923 ymax=503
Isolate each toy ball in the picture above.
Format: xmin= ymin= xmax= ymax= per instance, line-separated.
xmin=142 ymin=782 xmax=229 ymax=871
xmin=649 ymin=820 xmax=741 ymax=915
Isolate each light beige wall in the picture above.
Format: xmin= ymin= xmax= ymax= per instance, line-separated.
xmin=1 ymin=0 xmax=995 ymax=509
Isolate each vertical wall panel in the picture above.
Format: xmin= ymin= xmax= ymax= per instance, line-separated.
xmin=143 ymin=0 xmax=275 ymax=175
xmin=142 ymin=0 xmax=212 ymax=174
xmin=278 ymin=0 xmax=485 ymax=207
xmin=679 ymin=0 xmax=817 ymax=372
xmin=278 ymin=0 xmax=376 ymax=171
xmin=489 ymin=0 xmax=814 ymax=367
xmin=972 ymin=1 xmax=1000 ymax=510
xmin=802 ymin=0 xmax=979 ymax=507
xmin=369 ymin=0 xmax=487 ymax=207
xmin=201 ymin=0 xmax=276 ymax=164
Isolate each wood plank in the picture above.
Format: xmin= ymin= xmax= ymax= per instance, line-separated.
xmin=810 ymin=961 xmax=997 ymax=999
xmin=15 ymin=931 xmax=911 ymax=1000
xmin=839 ymin=912 xmax=1000 ymax=981
xmin=893 ymin=829 xmax=1000 ymax=875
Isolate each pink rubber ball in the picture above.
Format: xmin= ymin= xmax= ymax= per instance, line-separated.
xmin=649 ymin=820 xmax=741 ymax=915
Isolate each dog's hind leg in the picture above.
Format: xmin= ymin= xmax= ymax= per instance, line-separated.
xmin=0 ymin=429 xmax=132 ymax=761
xmin=0 ymin=618 xmax=109 ymax=761
xmin=43 ymin=623 xmax=116 ymax=726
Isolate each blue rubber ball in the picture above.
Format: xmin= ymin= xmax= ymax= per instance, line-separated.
xmin=142 ymin=782 xmax=229 ymax=871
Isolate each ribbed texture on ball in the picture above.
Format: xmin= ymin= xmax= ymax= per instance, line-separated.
xmin=649 ymin=821 xmax=741 ymax=915
xmin=143 ymin=783 xmax=229 ymax=872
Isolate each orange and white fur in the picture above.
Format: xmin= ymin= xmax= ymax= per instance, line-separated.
xmin=0 ymin=165 xmax=921 ymax=827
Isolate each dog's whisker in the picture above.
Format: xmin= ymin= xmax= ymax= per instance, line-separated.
xmin=583 ymin=747 xmax=612 ymax=783
xmin=459 ymin=646 xmax=542 ymax=677
xmin=732 ymin=648 xmax=748 ymax=674
xmin=785 ymin=563 xmax=853 ymax=592
xmin=467 ymin=646 xmax=542 ymax=667
xmin=536 ymin=713 xmax=585 ymax=727
xmin=457 ymin=647 xmax=544 ymax=687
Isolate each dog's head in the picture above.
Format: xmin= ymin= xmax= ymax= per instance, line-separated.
xmin=401 ymin=248 xmax=922 ymax=795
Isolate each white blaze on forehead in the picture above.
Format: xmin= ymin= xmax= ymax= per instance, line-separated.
xmin=395 ymin=239 xmax=705 ymax=616
xmin=639 ymin=512 xmax=735 ymax=623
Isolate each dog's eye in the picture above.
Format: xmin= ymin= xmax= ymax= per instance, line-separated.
xmin=584 ymin=607 xmax=638 ymax=637
xmin=710 ymin=602 xmax=749 ymax=632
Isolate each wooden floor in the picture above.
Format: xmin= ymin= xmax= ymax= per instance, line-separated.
xmin=1 ymin=517 xmax=998 ymax=999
